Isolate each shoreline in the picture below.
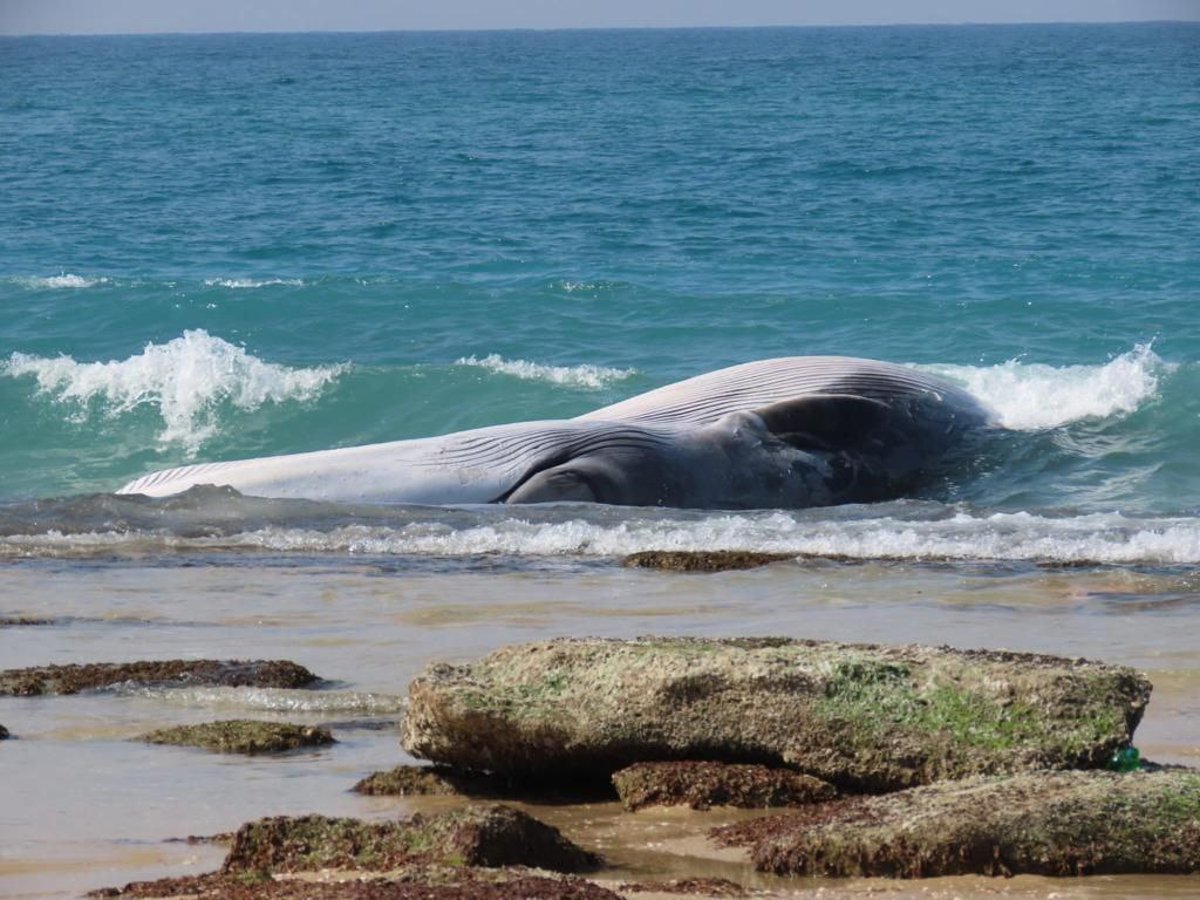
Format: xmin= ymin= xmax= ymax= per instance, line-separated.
xmin=3 ymin=555 xmax=1199 ymax=897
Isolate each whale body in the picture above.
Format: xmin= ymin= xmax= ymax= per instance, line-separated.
xmin=117 ymin=356 xmax=996 ymax=509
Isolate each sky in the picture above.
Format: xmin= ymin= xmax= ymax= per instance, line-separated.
xmin=0 ymin=0 xmax=1197 ymax=34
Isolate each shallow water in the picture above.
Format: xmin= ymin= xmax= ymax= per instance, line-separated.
xmin=3 ymin=554 xmax=1199 ymax=897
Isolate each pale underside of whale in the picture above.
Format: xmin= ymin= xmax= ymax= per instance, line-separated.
xmin=117 ymin=356 xmax=996 ymax=509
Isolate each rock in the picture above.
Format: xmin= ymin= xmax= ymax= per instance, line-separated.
xmin=402 ymin=637 xmax=1150 ymax=792
xmin=612 ymin=761 xmax=835 ymax=811
xmin=0 ymin=724 xmax=8 ymax=740
xmin=0 ymin=659 xmax=320 ymax=696
xmin=713 ymin=768 xmax=1200 ymax=877
xmin=618 ymin=878 xmax=748 ymax=896
xmin=222 ymin=804 xmax=600 ymax=875
xmin=90 ymin=870 xmax=621 ymax=898
xmin=353 ymin=764 xmax=507 ymax=796
xmin=622 ymin=551 xmax=796 ymax=572
xmin=0 ymin=616 xmax=54 ymax=627
xmin=140 ymin=720 xmax=335 ymax=754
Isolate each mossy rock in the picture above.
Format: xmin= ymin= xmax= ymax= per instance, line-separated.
xmin=612 ymin=761 xmax=836 ymax=811
xmin=0 ymin=659 xmax=319 ymax=696
xmin=622 ymin=551 xmax=796 ymax=572
xmin=403 ymin=636 xmax=1150 ymax=792
xmin=222 ymin=804 xmax=600 ymax=875
xmin=140 ymin=719 xmax=335 ymax=754
xmin=353 ymin=764 xmax=507 ymax=796
xmin=90 ymin=868 xmax=621 ymax=898
xmin=713 ymin=768 xmax=1200 ymax=877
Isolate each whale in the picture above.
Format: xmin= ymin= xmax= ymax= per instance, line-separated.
xmin=116 ymin=356 xmax=997 ymax=509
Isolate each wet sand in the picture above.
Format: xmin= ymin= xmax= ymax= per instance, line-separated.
xmin=2 ymin=555 xmax=1199 ymax=897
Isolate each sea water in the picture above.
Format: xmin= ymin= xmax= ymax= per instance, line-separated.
xmin=2 ymin=23 xmax=1199 ymax=897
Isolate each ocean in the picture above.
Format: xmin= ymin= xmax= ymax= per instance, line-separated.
xmin=2 ymin=23 xmax=1200 ymax=898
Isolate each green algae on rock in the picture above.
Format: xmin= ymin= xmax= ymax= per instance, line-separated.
xmin=0 ymin=659 xmax=320 ymax=696
xmin=622 ymin=551 xmax=797 ymax=572
xmin=222 ymin=804 xmax=600 ymax=875
xmin=612 ymin=761 xmax=836 ymax=811
xmin=402 ymin=637 xmax=1150 ymax=792
xmin=713 ymin=768 xmax=1200 ymax=877
xmin=353 ymin=764 xmax=507 ymax=796
xmin=90 ymin=870 xmax=621 ymax=899
xmin=140 ymin=719 xmax=335 ymax=755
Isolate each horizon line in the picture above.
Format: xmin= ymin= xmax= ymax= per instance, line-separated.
xmin=1 ymin=18 xmax=1193 ymax=38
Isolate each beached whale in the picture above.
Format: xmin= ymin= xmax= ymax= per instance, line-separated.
xmin=117 ymin=356 xmax=996 ymax=509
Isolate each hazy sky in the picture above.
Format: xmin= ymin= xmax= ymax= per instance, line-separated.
xmin=1 ymin=0 xmax=1196 ymax=35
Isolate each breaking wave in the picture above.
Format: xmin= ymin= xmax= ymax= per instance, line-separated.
xmin=4 ymin=330 xmax=346 ymax=453
xmin=930 ymin=344 xmax=1167 ymax=430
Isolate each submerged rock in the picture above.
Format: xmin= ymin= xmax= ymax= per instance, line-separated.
xmin=402 ymin=637 xmax=1150 ymax=792
xmin=622 ymin=551 xmax=797 ymax=572
xmin=618 ymin=878 xmax=748 ymax=897
xmin=223 ymin=804 xmax=600 ymax=875
xmin=713 ymin=768 xmax=1200 ymax=877
xmin=0 ymin=616 xmax=54 ymax=627
xmin=141 ymin=720 xmax=335 ymax=754
xmin=0 ymin=659 xmax=320 ymax=696
xmin=612 ymin=761 xmax=835 ymax=811
xmin=353 ymin=764 xmax=508 ymax=796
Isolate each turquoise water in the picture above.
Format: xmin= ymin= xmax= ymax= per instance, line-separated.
xmin=1 ymin=23 xmax=1199 ymax=558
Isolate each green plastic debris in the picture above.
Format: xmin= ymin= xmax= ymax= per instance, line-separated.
xmin=1109 ymin=745 xmax=1141 ymax=772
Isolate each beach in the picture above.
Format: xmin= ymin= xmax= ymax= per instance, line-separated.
xmin=4 ymin=552 xmax=1200 ymax=896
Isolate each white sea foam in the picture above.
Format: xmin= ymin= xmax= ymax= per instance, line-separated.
xmin=12 ymin=273 xmax=107 ymax=289
xmin=929 ymin=344 xmax=1166 ymax=430
xmin=4 ymin=330 xmax=345 ymax=452
xmin=203 ymin=277 xmax=305 ymax=289
xmin=456 ymin=353 xmax=636 ymax=389
xmin=125 ymin=685 xmax=406 ymax=713
xmin=219 ymin=512 xmax=1200 ymax=565
xmin=7 ymin=508 xmax=1196 ymax=566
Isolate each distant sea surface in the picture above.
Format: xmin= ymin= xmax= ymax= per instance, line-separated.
xmin=2 ymin=24 xmax=1200 ymax=898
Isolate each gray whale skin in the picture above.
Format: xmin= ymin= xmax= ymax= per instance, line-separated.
xmin=117 ymin=356 xmax=997 ymax=510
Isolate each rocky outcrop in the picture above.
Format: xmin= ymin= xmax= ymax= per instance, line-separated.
xmin=0 ymin=659 xmax=319 ymax=696
xmin=612 ymin=761 xmax=835 ymax=811
xmin=92 ymin=804 xmax=605 ymax=898
xmin=91 ymin=871 xmax=621 ymax=899
xmin=221 ymin=804 xmax=599 ymax=875
xmin=713 ymin=768 xmax=1200 ymax=877
xmin=402 ymin=637 xmax=1150 ymax=792
xmin=140 ymin=720 xmax=335 ymax=754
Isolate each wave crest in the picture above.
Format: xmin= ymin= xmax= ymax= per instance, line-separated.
xmin=456 ymin=353 xmax=636 ymax=389
xmin=10 ymin=273 xmax=108 ymax=290
xmin=931 ymin=344 xmax=1166 ymax=430
xmin=203 ymin=277 xmax=305 ymax=289
xmin=4 ymin=330 xmax=345 ymax=452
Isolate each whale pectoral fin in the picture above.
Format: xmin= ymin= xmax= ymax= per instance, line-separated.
xmin=503 ymin=467 xmax=599 ymax=504
xmin=753 ymin=394 xmax=893 ymax=451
